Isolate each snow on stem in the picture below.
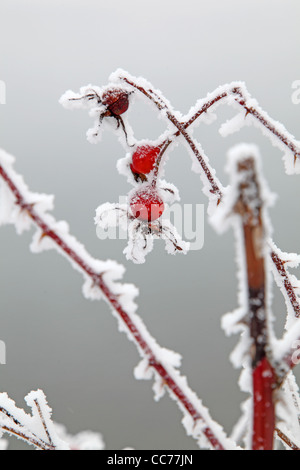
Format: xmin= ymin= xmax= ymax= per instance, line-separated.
xmin=0 ymin=390 xmax=68 ymax=450
xmin=116 ymin=71 xmax=300 ymax=194
xmin=275 ymin=427 xmax=300 ymax=451
xmin=114 ymin=71 xmax=300 ymax=381
xmin=0 ymin=154 xmax=236 ymax=451
xmin=231 ymin=154 xmax=276 ymax=450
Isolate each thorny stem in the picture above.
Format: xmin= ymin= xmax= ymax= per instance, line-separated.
xmin=122 ymin=75 xmax=300 ymax=199
xmin=270 ymin=250 xmax=300 ymax=319
xmin=232 ymin=87 xmax=300 ymax=163
xmin=120 ymin=73 xmax=300 ymax=375
xmin=275 ymin=427 xmax=300 ymax=451
xmin=2 ymin=76 xmax=300 ymax=450
xmin=151 ymin=94 xmax=228 ymax=185
xmin=33 ymin=398 xmax=54 ymax=447
xmin=0 ymin=403 xmax=55 ymax=450
xmin=122 ymin=76 xmax=223 ymax=202
xmin=0 ymin=163 xmax=232 ymax=451
xmin=1 ymin=425 xmax=54 ymax=450
xmin=234 ymin=157 xmax=275 ymax=450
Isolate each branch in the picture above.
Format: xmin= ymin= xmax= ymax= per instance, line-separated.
xmin=0 ymin=390 xmax=66 ymax=450
xmin=211 ymin=145 xmax=277 ymax=450
xmin=275 ymin=427 xmax=300 ymax=451
xmin=270 ymin=245 xmax=300 ymax=320
xmin=233 ymin=153 xmax=276 ymax=450
xmin=0 ymin=150 xmax=236 ymax=450
xmin=0 ymin=389 xmax=104 ymax=450
xmin=114 ymin=71 xmax=300 ymax=379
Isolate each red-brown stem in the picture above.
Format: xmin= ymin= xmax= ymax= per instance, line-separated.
xmin=0 ymin=164 xmax=227 ymax=451
xmin=234 ymin=157 xmax=276 ymax=450
xmin=151 ymin=93 xmax=228 ymax=185
xmin=275 ymin=427 xmax=300 ymax=450
xmin=122 ymin=76 xmax=223 ymax=202
xmin=1 ymin=425 xmax=54 ymax=450
xmin=270 ymin=250 xmax=300 ymax=319
xmin=232 ymin=88 xmax=300 ymax=161
xmin=122 ymin=76 xmax=300 ymax=200
xmin=253 ymin=358 xmax=276 ymax=450
xmin=122 ymin=74 xmax=300 ymax=374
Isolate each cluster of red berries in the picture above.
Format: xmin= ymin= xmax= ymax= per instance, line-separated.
xmin=101 ymin=88 xmax=164 ymax=222
xmin=130 ymin=145 xmax=164 ymax=221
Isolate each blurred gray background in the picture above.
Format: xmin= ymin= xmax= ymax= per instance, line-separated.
xmin=0 ymin=0 xmax=299 ymax=450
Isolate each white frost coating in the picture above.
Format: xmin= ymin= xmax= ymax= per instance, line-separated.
xmin=269 ymin=239 xmax=300 ymax=330
xmin=110 ymin=69 xmax=177 ymax=121
xmin=276 ymin=372 xmax=300 ymax=448
xmin=0 ymin=148 xmax=237 ymax=449
xmin=179 ymin=135 xmax=224 ymax=215
xmin=0 ymin=390 xmax=69 ymax=450
xmin=211 ymin=144 xmax=275 ymax=375
xmin=158 ymin=179 xmax=180 ymax=204
xmin=25 ymin=390 xmax=69 ymax=450
xmin=0 ymin=147 xmax=139 ymax=315
xmin=224 ymin=87 xmax=300 ymax=175
xmin=124 ymin=219 xmax=154 ymax=264
xmin=161 ymin=218 xmax=190 ymax=256
xmin=95 ymin=202 xmax=129 ymax=231
xmin=104 ymin=277 xmax=238 ymax=449
xmin=95 ymin=187 xmax=188 ymax=265
xmin=60 ymin=83 xmax=135 ymax=148
xmin=211 ymin=143 xmax=276 ymax=235
xmin=219 ymin=112 xmax=247 ymax=137
xmin=108 ymin=70 xmax=225 ymax=215
xmin=54 ymin=423 xmax=105 ymax=451
xmin=0 ymin=150 xmax=55 ymax=235
xmin=230 ymin=398 xmax=252 ymax=450
xmin=0 ymin=389 xmax=105 ymax=451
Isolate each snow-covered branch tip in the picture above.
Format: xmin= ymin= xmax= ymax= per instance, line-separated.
xmin=0 ymin=390 xmax=104 ymax=450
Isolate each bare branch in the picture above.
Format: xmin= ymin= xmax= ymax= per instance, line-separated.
xmin=0 ymin=155 xmax=236 ymax=451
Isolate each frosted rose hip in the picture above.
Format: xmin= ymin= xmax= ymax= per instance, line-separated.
xmin=131 ymin=145 xmax=160 ymax=174
xmin=102 ymin=89 xmax=129 ymax=116
xmin=130 ymin=187 xmax=164 ymax=221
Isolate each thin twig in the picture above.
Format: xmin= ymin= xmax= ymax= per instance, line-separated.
xmin=275 ymin=427 xmax=300 ymax=451
xmin=33 ymin=398 xmax=54 ymax=447
xmin=0 ymin=424 xmax=54 ymax=451
xmin=118 ymin=72 xmax=300 ymax=379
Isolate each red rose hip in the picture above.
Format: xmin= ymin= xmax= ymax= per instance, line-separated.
xmin=130 ymin=187 xmax=164 ymax=222
xmin=131 ymin=145 xmax=160 ymax=174
xmin=102 ymin=89 xmax=129 ymax=116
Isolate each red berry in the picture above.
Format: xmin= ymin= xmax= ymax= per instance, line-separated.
xmin=102 ymin=89 xmax=129 ymax=116
xmin=131 ymin=145 xmax=160 ymax=174
xmin=130 ymin=187 xmax=164 ymax=222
